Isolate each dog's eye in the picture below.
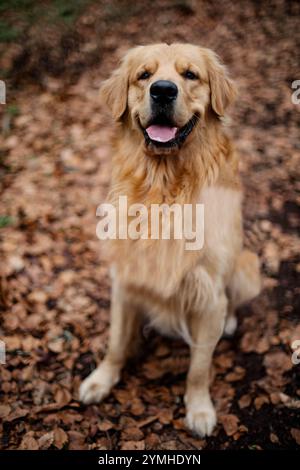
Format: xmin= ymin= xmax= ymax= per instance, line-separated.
xmin=183 ymin=70 xmax=198 ymax=80
xmin=138 ymin=71 xmax=151 ymax=80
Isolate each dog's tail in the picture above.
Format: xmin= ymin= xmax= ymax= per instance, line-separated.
xmin=224 ymin=249 xmax=261 ymax=336
xmin=228 ymin=249 xmax=261 ymax=308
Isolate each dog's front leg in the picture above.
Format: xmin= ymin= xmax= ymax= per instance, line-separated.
xmin=80 ymin=275 xmax=140 ymax=405
xmin=185 ymin=290 xmax=227 ymax=437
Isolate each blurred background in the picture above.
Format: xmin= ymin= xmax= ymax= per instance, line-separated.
xmin=0 ymin=0 xmax=299 ymax=450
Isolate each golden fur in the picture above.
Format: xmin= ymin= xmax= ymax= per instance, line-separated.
xmin=80 ymin=43 xmax=261 ymax=436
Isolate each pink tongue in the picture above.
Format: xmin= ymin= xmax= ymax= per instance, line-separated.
xmin=146 ymin=125 xmax=177 ymax=143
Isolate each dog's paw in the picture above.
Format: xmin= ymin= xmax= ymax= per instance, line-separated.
xmin=79 ymin=362 xmax=119 ymax=405
xmin=185 ymin=401 xmax=217 ymax=437
xmin=79 ymin=374 xmax=110 ymax=404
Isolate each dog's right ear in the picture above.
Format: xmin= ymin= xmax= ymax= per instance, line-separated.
xmin=100 ymin=60 xmax=129 ymax=121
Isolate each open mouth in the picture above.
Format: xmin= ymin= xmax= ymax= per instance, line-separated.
xmin=141 ymin=115 xmax=198 ymax=149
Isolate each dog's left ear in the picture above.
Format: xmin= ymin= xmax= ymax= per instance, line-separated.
xmin=100 ymin=60 xmax=129 ymax=121
xmin=205 ymin=50 xmax=237 ymax=117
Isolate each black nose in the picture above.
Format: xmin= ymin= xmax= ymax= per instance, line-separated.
xmin=150 ymin=80 xmax=178 ymax=104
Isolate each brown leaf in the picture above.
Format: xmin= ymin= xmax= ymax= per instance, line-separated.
xmin=264 ymin=241 xmax=280 ymax=274
xmin=20 ymin=434 xmax=39 ymax=450
xmin=291 ymin=428 xmax=300 ymax=445
xmin=54 ymin=387 xmax=72 ymax=407
xmin=239 ymin=425 xmax=248 ymax=434
xmin=254 ymin=395 xmax=269 ymax=410
xmin=120 ymin=440 xmax=145 ymax=450
xmin=219 ymin=414 xmax=239 ymax=436
xmin=3 ymin=336 xmax=21 ymax=350
xmin=173 ymin=418 xmax=185 ymax=430
xmin=256 ymin=336 xmax=270 ymax=354
xmin=98 ymin=420 xmax=114 ymax=432
xmin=279 ymin=393 xmax=300 ymax=409
xmin=121 ymin=426 xmax=144 ymax=441
xmin=5 ymin=408 xmax=29 ymax=422
xmin=238 ymin=394 xmax=252 ymax=409
xmin=113 ymin=389 xmax=131 ymax=405
xmin=263 ymin=351 xmax=293 ymax=374
xmin=142 ymin=363 xmax=165 ymax=380
xmin=48 ymin=337 xmax=64 ymax=353
xmin=291 ymin=325 xmax=300 ymax=344
xmin=160 ymin=440 xmax=180 ymax=450
xmin=34 ymin=387 xmax=72 ymax=413
xmin=240 ymin=331 xmax=258 ymax=353
xmin=137 ymin=415 xmax=158 ymax=428
xmin=68 ymin=431 xmax=86 ymax=450
xmin=270 ymin=433 xmax=279 ymax=444
xmin=214 ymin=355 xmax=233 ymax=371
xmin=225 ymin=366 xmax=245 ymax=382
xmin=130 ymin=398 xmax=145 ymax=416
xmin=145 ymin=433 xmax=160 ymax=448
xmin=53 ymin=428 xmax=69 ymax=449
xmin=28 ymin=290 xmax=48 ymax=303
xmin=155 ymin=344 xmax=170 ymax=358
xmin=38 ymin=431 xmax=54 ymax=450
xmin=0 ymin=404 xmax=11 ymax=418
xmin=158 ymin=408 xmax=173 ymax=425
xmin=270 ymin=392 xmax=281 ymax=405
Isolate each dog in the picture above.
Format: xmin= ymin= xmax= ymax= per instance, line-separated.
xmin=79 ymin=43 xmax=261 ymax=436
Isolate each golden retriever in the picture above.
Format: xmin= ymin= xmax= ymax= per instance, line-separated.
xmin=79 ymin=43 xmax=261 ymax=437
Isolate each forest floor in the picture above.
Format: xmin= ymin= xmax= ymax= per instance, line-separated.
xmin=0 ymin=0 xmax=299 ymax=450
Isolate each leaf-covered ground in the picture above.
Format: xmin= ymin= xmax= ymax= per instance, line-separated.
xmin=0 ymin=0 xmax=299 ymax=450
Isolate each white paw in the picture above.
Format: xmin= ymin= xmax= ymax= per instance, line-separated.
xmin=224 ymin=315 xmax=237 ymax=336
xmin=185 ymin=400 xmax=217 ymax=437
xmin=79 ymin=362 xmax=119 ymax=405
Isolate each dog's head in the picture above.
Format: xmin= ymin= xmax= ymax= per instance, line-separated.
xmin=101 ymin=43 xmax=236 ymax=155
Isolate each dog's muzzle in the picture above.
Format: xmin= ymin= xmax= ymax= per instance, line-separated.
xmin=150 ymin=80 xmax=178 ymax=105
xmin=138 ymin=80 xmax=198 ymax=150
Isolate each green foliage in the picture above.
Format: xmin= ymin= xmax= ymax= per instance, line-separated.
xmin=0 ymin=215 xmax=14 ymax=228
xmin=6 ymin=105 xmax=20 ymax=116
xmin=0 ymin=0 xmax=91 ymax=43
xmin=0 ymin=0 xmax=35 ymax=13
xmin=0 ymin=21 xmax=20 ymax=42
xmin=53 ymin=0 xmax=89 ymax=24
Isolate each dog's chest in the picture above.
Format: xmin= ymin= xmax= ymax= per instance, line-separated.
xmin=200 ymin=185 xmax=242 ymax=250
xmin=112 ymin=184 xmax=242 ymax=303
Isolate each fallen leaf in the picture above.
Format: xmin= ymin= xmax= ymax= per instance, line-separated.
xmin=130 ymin=398 xmax=145 ymax=416
xmin=38 ymin=431 xmax=54 ymax=450
xmin=254 ymin=395 xmax=269 ymax=410
xmin=0 ymin=404 xmax=11 ymax=418
xmin=68 ymin=431 xmax=86 ymax=450
xmin=98 ymin=420 xmax=114 ymax=432
xmin=20 ymin=433 xmax=39 ymax=450
xmin=270 ymin=433 xmax=279 ymax=443
xmin=53 ymin=428 xmax=69 ymax=449
xmin=121 ymin=426 xmax=144 ymax=441
xmin=120 ymin=440 xmax=145 ymax=450
xmin=5 ymin=408 xmax=29 ymax=422
xmin=264 ymin=351 xmax=293 ymax=374
xmin=238 ymin=394 xmax=252 ymax=409
xmin=219 ymin=414 xmax=239 ymax=436
xmin=158 ymin=409 xmax=173 ymax=425
xmin=291 ymin=428 xmax=300 ymax=445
